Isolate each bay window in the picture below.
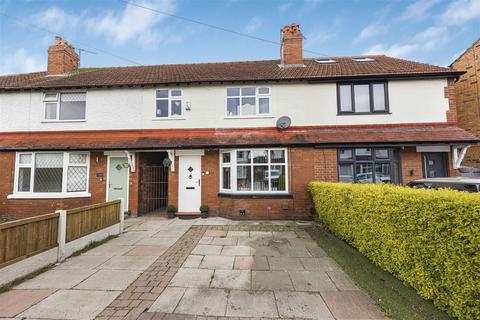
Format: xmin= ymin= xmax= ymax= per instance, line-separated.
xmin=220 ymin=149 xmax=287 ymax=193
xmin=12 ymin=152 xmax=90 ymax=198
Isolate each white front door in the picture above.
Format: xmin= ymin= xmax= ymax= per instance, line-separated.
xmin=178 ymin=155 xmax=202 ymax=212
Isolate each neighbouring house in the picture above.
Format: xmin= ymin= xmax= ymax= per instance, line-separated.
xmin=451 ymin=38 xmax=480 ymax=168
xmin=0 ymin=24 xmax=478 ymax=219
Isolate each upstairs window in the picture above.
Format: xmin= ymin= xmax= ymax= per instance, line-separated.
xmin=155 ymin=89 xmax=182 ymax=118
xmin=337 ymin=82 xmax=388 ymax=114
xmin=226 ymin=87 xmax=271 ymax=117
xmin=44 ymin=92 xmax=86 ymax=121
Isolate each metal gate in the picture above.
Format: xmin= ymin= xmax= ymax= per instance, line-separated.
xmin=139 ymin=165 xmax=169 ymax=215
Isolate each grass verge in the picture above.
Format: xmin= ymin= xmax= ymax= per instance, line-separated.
xmin=305 ymin=223 xmax=452 ymax=320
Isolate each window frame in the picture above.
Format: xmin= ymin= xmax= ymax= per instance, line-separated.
xmin=219 ymin=148 xmax=288 ymax=194
xmin=337 ymin=147 xmax=397 ymax=184
xmin=336 ymin=82 xmax=389 ymax=115
xmin=43 ymin=92 xmax=87 ymax=122
xmin=154 ymin=89 xmax=184 ymax=119
xmin=225 ymin=87 xmax=272 ymax=118
xmin=10 ymin=151 xmax=91 ymax=199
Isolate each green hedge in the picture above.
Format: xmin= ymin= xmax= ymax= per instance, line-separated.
xmin=308 ymin=182 xmax=480 ymax=320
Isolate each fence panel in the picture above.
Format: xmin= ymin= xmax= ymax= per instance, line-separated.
xmin=66 ymin=200 xmax=121 ymax=243
xmin=0 ymin=212 xmax=59 ymax=268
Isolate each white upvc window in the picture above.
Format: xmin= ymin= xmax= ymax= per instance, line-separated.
xmin=11 ymin=152 xmax=90 ymax=199
xmin=220 ymin=148 xmax=288 ymax=193
xmin=226 ymin=87 xmax=271 ymax=117
xmin=155 ymin=89 xmax=183 ymax=118
xmin=43 ymin=92 xmax=86 ymax=121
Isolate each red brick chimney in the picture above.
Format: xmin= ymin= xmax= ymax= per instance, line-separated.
xmin=47 ymin=36 xmax=79 ymax=75
xmin=280 ymin=23 xmax=304 ymax=66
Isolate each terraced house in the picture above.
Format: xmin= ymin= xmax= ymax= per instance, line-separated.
xmin=0 ymin=24 xmax=477 ymax=219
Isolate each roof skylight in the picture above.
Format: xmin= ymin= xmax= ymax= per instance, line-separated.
xmin=315 ymin=58 xmax=336 ymax=64
xmin=352 ymin=57 xmax=375 ymax=62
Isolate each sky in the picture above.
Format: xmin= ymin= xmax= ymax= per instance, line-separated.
xmin=0 ymin=0 xmax=479 ymax=75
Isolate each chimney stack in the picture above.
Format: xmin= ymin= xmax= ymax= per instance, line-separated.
xmin=47 ymin=36 xmax=79 ymax=76
xmin=280 ymin=23 xmax=303 ymax=66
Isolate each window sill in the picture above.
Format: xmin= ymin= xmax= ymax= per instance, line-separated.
xmin=224 ymin=115 xmax=275 ymax=119
xmin=218 ymin=192 xmax=293 ymax=199
xmin=41 ymin=120 xmax=86 ymax=123
xmin=152 ymin=117 xmax=186 ymax=121
xmin=7 ymin=192 xmax=91 ymax=199
xmin=337 ymin=112 xmax=391 ymax=116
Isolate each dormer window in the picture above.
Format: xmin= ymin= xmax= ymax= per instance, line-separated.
xmin=337 ymin=82 xmax=389 ymax=114
xmin=43 ymin=92 xmax=86 ymax=121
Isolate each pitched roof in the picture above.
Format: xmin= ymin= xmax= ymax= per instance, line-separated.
xmin=0 ymin=55 xmax=461 ymax=91
xmin=0 ymin=124 xmax=476 ymax=151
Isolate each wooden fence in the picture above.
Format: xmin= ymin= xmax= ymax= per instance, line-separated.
xmin=66 ymin=200 xmax=121 ymax=242
xmin=0 ymin=212 xmax=59 ymax=268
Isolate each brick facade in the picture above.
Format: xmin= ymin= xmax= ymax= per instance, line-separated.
xmin=451 ymin=38 xmax=480 ymax=167
xmin=280 ymin=24 xmax=303 ymax=66
xmin=47 ymin=37 xmax=79 ymax=76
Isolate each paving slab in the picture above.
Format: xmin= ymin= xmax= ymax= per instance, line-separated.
xmin=210 ymin=270 xmax=251 ymax=290
xmin=82 ymin=244 xmax=134 ymax=257
xmin=252 ymin=270 xmax=294 ymax=291
xmin=226 ymin=290 xmax=278 ymax=318
xmin=154 ymin=229 xmax=188 ymax=238
xmin=275 ymin=290 xmax=334 ymax=319
xmin=174 ymin=288 xmax=228 ymax=316
xmin=75 ymin=269 xmax=142 ymax=291
xmin=182 ymin=254 xmax=204 ymax=268
xmin=199 ymin=255 xmax=234 ymax=269
xmin=149 ymin=287 xmax=186 ymax=313
xmin=226 ymin=230 xmax=249 ymax=237
xmin=169 ymin=268 xmax=213 ymax=288
xmin=15 ymin=269 xmax=97 ymax=289
xmin=136 ymin=237 xmax=178 ymax=246
xmin=234 ymin=255 xmax=269 ymax=270
xmin=204 ymin=230 xmax=227 ymax=237
xmin=278 ymin=245 xmax=313 ymax=257
xmin=249 ymin=231 xmax=273 ymax=239
xmin=327 ymin=270 xmax=359 ymax=290
xmin=96 ymin=255 xmax=157 ymax=270
xmin=19 ymin=289 xmax=120 ymax=320
xmin=54 ymin=255 xmax=111 ymax=270
xmin=0 ymin=289 xmax=56 ymax=317
xmin=268 ymin=256 xmax=305 ymax=270
xmin=289 ymin=270 xmax=338 ymax=292
xmin=198 ymin=236 xmax=214 ymax=244
xmin=125 ymin=245 xmax=169 ymax=256
xmin=191 ymin=244 xmax=223 ymax=255
xmin=321 ymin=291 xmax=388 ymax=319
xmin=273 ymin=231 xmax=298 ymax=239
xmin=221 ymin=245 xmax=251 ymax=256
xmin=300 ymin=257 xmax=339 ymax=271
xmin=210 ymin=237 xmax=238 ymax=246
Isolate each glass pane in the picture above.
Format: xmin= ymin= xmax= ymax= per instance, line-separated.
xmin=222 ymin=167 xmax=231 ymax=189
xmin=222 ymin=152 xmax=231 ymax=163
xmin=171 ymin=90 xmax=182 ymax=97
xmin=35 ymin=153 xmax=63 ymax=168
xmin=19 ymin=154 xmax=32 ymax=164
xmin=373 ymin=84 xmax=386 ymax=111
xmin=253 ymin=166 xmax=269 ymax=191
xmin=375 ymin=149 xmax=389 ymax=159
xmin=252 ymin=150 xmax=268 ymax=163
xmin=271 ymin=165 xmax=286 ymax=191
xmin=156 ymin=99 xmax=168 ymax=117
xmin=227 ymin=88 xmax=240 ymax=96
xmin=156 ymin=90 xmax=168 ymax=99
xmin=69 ymin=153 xmax=87 ymax=164
xmin=355 ymin=148 xmax=372 ymax=160
xmin=227 ymin=98 xmax=239 ymax=116
xmin=339 ymin=149 xmax=353 ymax=160
xmin=61 ymin=93 xmax=86 ymax=102
xmin=258 ymin=87 xmax=269 ymax=94
xmin=259 ymin=98 xmax=270 ymax=114
xmin=34 ymin=153 xmax=63 ymax=192
xmin=171 ymin=100 xmax=182 ymax=116
xmin=338 ymin=164 xmax=354 ymax=183
xmin=18 ymin=168 xmax=31 ymax=192
xmin=237 ymin=166 xmax=251 ymax=191
xmin=67 ymin=166 xmax=87 ymax=192
xmin=44 ymin=93 xmax=58 ymax=101
xmin=339 ymin=85 xmax=352 ymax=112
xmin=354 ymin=84 xmax=370 ymax=112
xmin=355 ymin=163 xmax=373 ymax=183
xmin=375 ymin=163 xmax=391 ymax=183
xmin=241 ymin=87 xmax=256 ymax=96
xmin=59 ymin=101 xmax=86 ymax=120
xmin=241 ymin=97 xmax=256 ymax=116
xmin=45 ymin=103 xmax=57 ymax=120
xmin=271 ymin=150 xmax=285 ymax=163
xmin=237 ymin=151 xmax=251 ymax=164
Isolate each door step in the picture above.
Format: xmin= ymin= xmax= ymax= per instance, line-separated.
xmin=176 ymin=211 xmax=201 ymax=218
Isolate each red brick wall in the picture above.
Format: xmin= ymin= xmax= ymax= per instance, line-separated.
xmin=47 ymin=37 xmax=79 ymax=75
xmin=281 ymin=24 xmax=303 ymax=65
xmin=0 ymin=152 xmax=108 ymax=218
xmin=167 ymin=157 xmax=179 ymax=209
xmin=128 ymin=153 xmax=140 ymax=216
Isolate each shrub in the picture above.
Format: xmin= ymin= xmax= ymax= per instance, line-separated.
xmin=166 ymin=205 xmax=177 ymax=218
xmin=308 ymin=182 xmax=480 ymax=320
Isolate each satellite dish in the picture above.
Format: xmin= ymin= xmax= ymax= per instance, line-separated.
xmin=276 ymin=116 xmax=291 ymax=130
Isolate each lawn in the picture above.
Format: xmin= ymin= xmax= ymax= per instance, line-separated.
xmin=305 ymin=223 xmax=453 ymax=320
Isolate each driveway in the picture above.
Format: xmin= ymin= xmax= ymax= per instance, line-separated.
xmin=0 ymin=217 xmax=386 ymax=320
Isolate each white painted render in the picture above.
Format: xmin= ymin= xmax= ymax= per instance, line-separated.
xmin=0 ymin=79 xmax=449 ymax=132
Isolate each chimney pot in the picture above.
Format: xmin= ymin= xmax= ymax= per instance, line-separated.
xmin=47 ymin=36 xmax=79 ymax=76
xmin=280 ymin=23 xmax=303 ymax=66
